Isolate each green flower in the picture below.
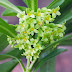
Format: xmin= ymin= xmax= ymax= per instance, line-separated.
xmin=52 ymin=6 xmax=61 ymax=18
xmin=7 ymin=6 xmax=66 ymax=61
xmin=17 ymin=11 xmax=25 ymax=18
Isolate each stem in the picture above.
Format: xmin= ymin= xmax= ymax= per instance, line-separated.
xmin=26 ymin=58 xmax=30 ymax=72
xmin=26 ymin=59 xmax=37 ymax=72
xmin=29 ymin=59 xmax=37 ymax=70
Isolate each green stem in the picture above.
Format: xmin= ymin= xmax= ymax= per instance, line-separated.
xmin=29 ymin=59 xmax=37 ymax=70
xmin=26 ymin=58 xmax=30 ymax=72
xmin=26 ymin=59 xmax=37 ymax=72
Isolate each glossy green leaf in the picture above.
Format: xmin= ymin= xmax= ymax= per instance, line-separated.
xmin=0 ymin=0 xmax=22 ymax=13
xmin=0 ymin=18 xmax=17 ymax=37
xmin=47 ymin=0 xmax=64 ymax=9
xmin=34 ymin=48 xmax=67 ymax=72
xmin=22 ymin=0 xmax=38 ymax=11
xmin=0 ymin=59 xmax=18 ymax=72
xmin=0 ymin=54 xmax=25 ymax=72
xmin=2 ymin=6 xmax=26 ymax=16
xmin=42 ymin=34 xmax=72 ymax=54
xmin=0 ymin=33 xmax=9 ymax=52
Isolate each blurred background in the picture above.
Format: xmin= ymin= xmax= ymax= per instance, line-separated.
xmin=0 ymin=0 xmax=72 ymax=72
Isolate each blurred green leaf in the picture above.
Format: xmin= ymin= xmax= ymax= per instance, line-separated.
xmin=0 ymin=33 xmax=9 ymax=52
xmin=2 ymin=6 xmax=26 ymax=16
xmin=22 ymin=0 xmax=38 ymax=11
xmin=40 ymin=57 xmax=56 ymax=72
xmin=60 ymin=39 xmax=72 ymax=45
xmin=0 ymin=49 xmax=23 ymax=60
xmin=9 ymin=24 xmax=16 ymax=31
xmin=65 ymin=19 xmax=72 ymax=34
xmin=0 ymin=0 xmax=22 ymax=13
xmin=34 ymin=48 xmax=67 ymax=72
xmin=0 ymin=59 xmax=18 ymax=72
xmin=0 ymin=54 xmax=25 ymax=72
xmin=0 ymin=18 xmax=17 ymax=37
xmin=22 ymin=0 xmax=29 ymax=7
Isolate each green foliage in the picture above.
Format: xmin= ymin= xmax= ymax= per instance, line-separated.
xmin=41 ymin=0 xmax=72 ymax=71
xmin=47 ymin=0 xmax=64 ymax=9
xmin=0 ymin=0 xmax=22 ymax=13
xmin=0 ymin=49 xmax=23 ymax=60
xmin=0 ymin=33 xmax=9 ymax=52
xmin=34 ymin=48 xmax=67 ymax=72
xmin=0 ymin=59 xmax=18 ymax=72
xmin=65 ymin=19 xmax=72 ymax=34
xmin=0 ymin=18 xmax=17 ymax=37
xmin=40 ymin=57 xmax=56 ymax=72
xmin=0 ymin=0 xmax=72 ymax=72
xmin=2 ymin=6 xmax=26 ymax=16
xmin=60 ymin=39 xmax=72 ymax=46
xmin=0 ymin=54 xmax=25 ymax=72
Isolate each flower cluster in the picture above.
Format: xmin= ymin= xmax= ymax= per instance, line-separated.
xmin=7 ymin=6 xmax=66 ymax=61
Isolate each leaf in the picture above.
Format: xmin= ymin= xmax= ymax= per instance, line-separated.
xmin=60 ymin=39 xmax=72 ymax=45
xmin=47 ymin=0 xmax=64 ymax=9
xmin=42 ymin=34 xmax=72 ymax=54
xmin=0 ymin=49 xmax=23 ymax=60
xmin=0 ymin=59 xmax=18 ymax=72
xmin=34 ymin=48 xmax=67 ymax=72
xmin=9 ymin=24 xmax=16 ymax=31
xmin=22 ymin=0 xmax=29 ymax=6
xmin=39 ymin=49 xmax=56 ymax=72
xmin=0 ymin=0 xmax=22 ymax=13
xmin=0 ymin=18 xmax=17 ymax=37
xmin=40 ymin=57 xmax=56 ymax=72
xmin=31 ymin=0 xmax=38 ymax=12
xmin=22 ymin=0 xmax=38 ymax=11
xmin=54 ymin=5 xmax=72 ymax=24
xmin=0 ymin=54 xmax=25 ymax=72
xmin=17 ymin=6 xmax=26 ymax=11
xmin=0 ymin=24 xmax=17 ymax=52
xmin=65 ymin=19 xmax=72 ymax=34
xmin=47 ymin=0 xmax=72 ymax=24
xmin=0 ymin=33 xmax=9 ymax=52
xmin=2 ymin=6 xmax=26 ymax=16
xmin=0 ymin=54 xmax=21 ymax=63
